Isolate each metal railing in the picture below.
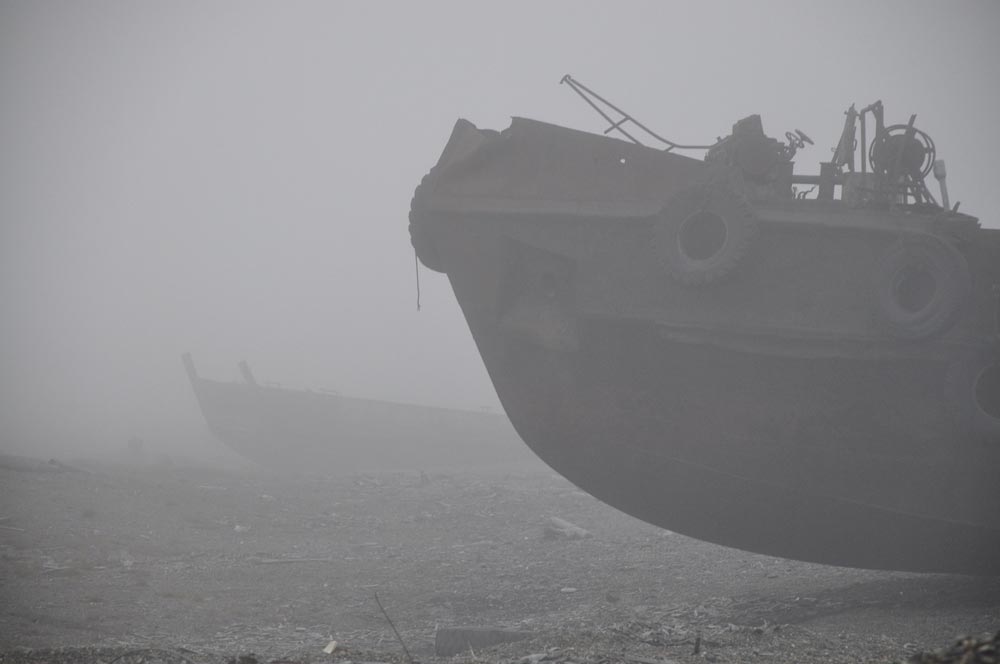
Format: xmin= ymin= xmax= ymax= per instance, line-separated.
xmin=560 ymin=74 xmax=718 ymax=151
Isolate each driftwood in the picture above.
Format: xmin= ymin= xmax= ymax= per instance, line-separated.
xmin=253 ymin=557 xmax=334 ymax=565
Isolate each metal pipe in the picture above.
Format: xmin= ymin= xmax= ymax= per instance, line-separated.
xmin=792 ymin=174 xmax=845 ymax=185
xmin=560 ymin=75 xmax=643 ymax=146
xmin=560 ymin=75 xmax=718 ymax=151
xmin=933 ymin=160 xmax=950 ymax=210
xmin=860 ymin=112 xmax=867 ymax=174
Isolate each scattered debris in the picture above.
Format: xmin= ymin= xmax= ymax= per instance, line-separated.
xmin=519 ymin=653 xmax=555 ymax=664
xmin=902 ymin=631 xmax=1000 ymax=664
xmin=225 ymin=655 xmax=259 ymax=664
xmin=1 ymin=465 xmax=997 ymax=664
xmin=544 ymin=516 xmax=590 ymax=540
xmin=108 ymin=647 xmax=201 ymax=664
xmin=323 ymin=640 xmax=337 ymax=654
xmin=434 ymin=626 xmax=535 ymax=656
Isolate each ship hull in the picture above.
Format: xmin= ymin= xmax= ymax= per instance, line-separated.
xmin=437 ymin=218 xmax=1000 ymax=574
xmin=410 ymin=115 xmax=1000 ymax=573
xmin=183 ymin=355 xmax=539 ymax=473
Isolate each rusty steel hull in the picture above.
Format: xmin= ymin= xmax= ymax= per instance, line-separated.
xmin=411 ymin=118 xmax=1000 ymax=574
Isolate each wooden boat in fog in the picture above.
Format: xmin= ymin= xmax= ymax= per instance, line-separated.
xmin=408 ymin=76 xmax=1000 ymax=574
xmin=182 ymin=354 xmax=538 ymax=473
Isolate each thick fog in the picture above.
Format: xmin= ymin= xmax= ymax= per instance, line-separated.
xmin=1 ymin=0 xmax=998 ymax=460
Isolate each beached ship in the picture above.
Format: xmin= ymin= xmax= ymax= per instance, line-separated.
xmin=408 ymin=76 xmax=1000 ymax=574
xmin=182 ymin=354 xmax=538 ymax=473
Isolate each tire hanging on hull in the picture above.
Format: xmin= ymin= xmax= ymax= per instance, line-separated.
xmin=946 ymin=350 xmax=1000 ymax=442
xmin=410 ymin=173 xmax=447 ymax=273
xmin=655 ymin=183 xmax=757 ymax=285
xmin=872 ymin=234 xmax=971 ymax=339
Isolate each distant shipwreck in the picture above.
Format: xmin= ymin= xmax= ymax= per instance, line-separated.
xmin=408 ymin=75 xmax=1000 ymax=574
xmin=183 ymin=354 xmax=537 ymax=473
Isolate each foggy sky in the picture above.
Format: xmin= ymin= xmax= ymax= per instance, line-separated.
xmin=2 ymin=1 xmax=998 ymax=457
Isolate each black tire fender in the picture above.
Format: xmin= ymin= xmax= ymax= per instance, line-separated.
xmin=409 ymin=173 xmax=446 ymax=274
xmin=872 ymin=235 xmax=970 ymax=339
xmin=655 ymin=184 xmax=757 ymax=286
xmin=945 ymin=350 xmax=1000 ymax=441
